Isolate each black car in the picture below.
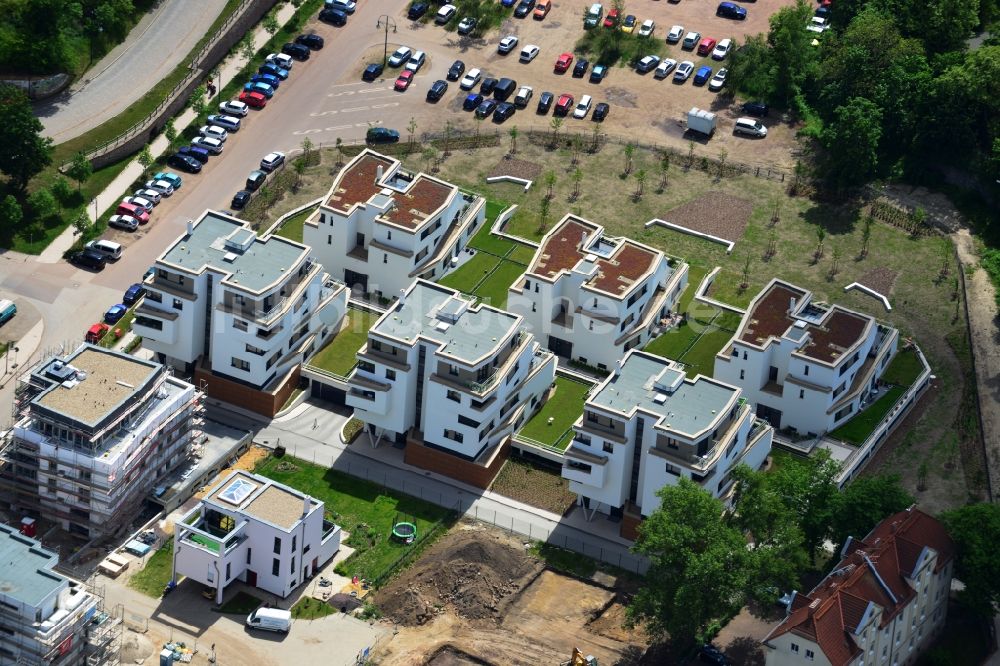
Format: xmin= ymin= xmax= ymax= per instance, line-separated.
xmin=463 ymin=93 xmax=484 ymax=110
xmin=480 ymin=77 xmax=498 ymax=95
xmin=514 ymin=0 xmax=535 ymax=17
xmin=247 ymin=170 xmax=267 ymax=191
xmin=68 ymin=249 xmax=106 ymax=270
xmin=573 ymin=59 xmax=589 ymax=77
xmin=167 ymin=154 xmax=202 ymax=173
xmin=475 ymin=99 xmax=497 ymax=118
xmin=592 ymin=102 xmax=609 ymax=121
xmin=408 ymin=2 xmax=429 ymax=19
xmin=697 ymin=644 xmax=731 ymax=666
xmin=494 ymin=77 xmax=517 ymax=101
xmin=296 ymin=33 xmax=325 ymax=50
xmin=536 ymin=91 xmax=553 ymax=114
xmin=741 ymin=100 xmax=769 ymax=117
xmin=493 ymin=102 xmax=516 ymax=122
xmin=231 ymin=190 xmax=251 ymax=209
xmin=427 ymin=80 xmax=448 ymax=101
xmin=319 ymin=8 xmax=347 ymax=25
xmin=447 ymin=60 xmax=465 ymax=81
xmin=282 ymin=42 xmax=311 ymax=60
xmin=366 ymin=127 xmax=400 ymax=144
xmin=363 ymin=63 xmax=384 ymax=81
xmin=178 ymin=145 xmax=210 ymax=163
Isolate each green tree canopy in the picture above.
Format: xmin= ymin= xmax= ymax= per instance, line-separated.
xmin=821 ymin=96 xmax=883 ymax=187
xmin=830 ymin=474 xmax=914 ymax=550
xmin=0 ymin=84 xmax=53 ymax=192
xmin=766 ymin=450 xmax=840 ymax=557
xmin=67 ymin=152 xmax=93 ymax=191
xmin=766 ymin=0 xmax=818 ymax=105
xmin=941 ymin=503 xmax=1000 ymax=617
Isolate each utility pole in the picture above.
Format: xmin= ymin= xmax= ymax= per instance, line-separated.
xmin=376 ymin=15 xmax=397 ymax=68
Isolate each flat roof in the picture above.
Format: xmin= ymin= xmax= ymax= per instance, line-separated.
xmin=326 ymin=152 xmax=396 ymax=213
xmin=0 ymin=525 xmax=65 ymax=609
xmin=207 ymin=471 xmax=312 ymax=531
xmin=33 ymin=346 xmax=161 ymax=428
xmin=530 ymin=216 xmax=662 ymax=298
xmin=590 ymin=351 xmax=737 ymax=436
xmin=160 ymin=211 xmax=308 ymax=292
xmin=372 ymin=280 xmax=520 ymax=365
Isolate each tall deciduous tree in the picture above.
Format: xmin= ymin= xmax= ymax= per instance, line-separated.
xmin=67 ymin=152 xmax=93 ymax=192
xmin=941 ymin=503 xmax=1000 ymax=617
xmin=766 ymin=0 xmax=817 ymax=106
xmin=0 ymin=84 xmax=53 ymax=193
xmin=821 ymin=97 xmax=883 ymax=187
xmin=766 ymin=449 xmax=840 ymax=559
xmin=0 ymin=195 xmax=22 ymax=230
xmin=829 ymin=474 xmax=914 ymax=551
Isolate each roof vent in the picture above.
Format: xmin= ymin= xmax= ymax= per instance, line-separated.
xmin=223 ymin=252 xmax=238 ymax=263
xmin=435 ymin=321 xmax=450 ymax=333
xmin=652 ymin=393 xmax=668 ymax=405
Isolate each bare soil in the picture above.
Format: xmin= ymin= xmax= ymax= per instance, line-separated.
xmin=490 ymin=457 xmax=577 ymax=515
xmin=858 ymin=267 xmax=899 ymax=296
xmin=487 ymin=157 xmax=542 ymax=180
xmin=661 ymin=191 xmax=753 ymax=242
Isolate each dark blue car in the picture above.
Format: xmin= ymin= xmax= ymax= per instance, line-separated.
xmin=716 ymin=1 xmax=747 ymax=19
xmin=104 ymin=304 xmax=128 ymax=325
xmin=123 ymin=284 xmax=146 ymax=306
xmin=501 ymin=0 xmax=516 ymax=6
xmin=259 ymin=63 xmax=289 ymax=80
xmin=693 ymin=65 xmax=713 ymax=85
xmin=463 ymin=93 xmax=484 ymax=110
xmin=251 ymin=73 xmax=280 ymax=89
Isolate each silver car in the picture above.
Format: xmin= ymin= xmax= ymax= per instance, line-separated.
xmin=108 ymin=214 xmax=139 ymax=231
xmin=192 ymin=136 xmax=224 ymax=154
xmin=122 ymin=196 xmax=154 ymax=213
xmin=134 ymin=188 xmax=162 ymax=204
xmin=144 ymin=180 xmax=174 ymax=196
xmin=199 ymin=125 xmax=228 ymax=142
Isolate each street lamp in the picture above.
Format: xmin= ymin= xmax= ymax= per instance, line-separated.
xmin=376 ymin=15 xmax=397 ymax=68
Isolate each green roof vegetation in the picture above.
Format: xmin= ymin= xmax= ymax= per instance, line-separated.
xmin=829 ymin=386 xmax=907 ymax=446
xmin=518 ymin=376 xmax=593 ymax=450
xmin=307 ymin=308 xmax=378 ymax=377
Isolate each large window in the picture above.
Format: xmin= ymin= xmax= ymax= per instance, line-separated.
xmin=443 ymin=429 xmax=464 ymax=443
xmin=231 ymin=357 xmax=250 ymax=372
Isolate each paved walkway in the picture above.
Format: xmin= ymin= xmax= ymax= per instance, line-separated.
xmin=35 ymin=0 xmax=228 ymax=143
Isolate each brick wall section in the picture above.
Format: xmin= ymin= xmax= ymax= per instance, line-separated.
xmin=404 ymin=436 xmax=510 ymax=489
xmin=194 ymin=362 xmax=299 ymax=418
xmin=621 ymin=512 xmax=642 ymax=541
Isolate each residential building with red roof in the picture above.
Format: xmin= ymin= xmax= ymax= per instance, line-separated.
xmin=303 ymin=149 xmax=486 ymax=300
xmin=507 ymin=215 xmax=688 ymax=371
xmin=763 ymin=506 xmax=954 ymax=666
xmin=713 ymin=278 xmax=899 ymax=437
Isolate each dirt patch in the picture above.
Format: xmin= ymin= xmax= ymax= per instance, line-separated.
xmin=490 ymin=458 xmax=577 ymax=515
xmin=858 ymin=267 xmax=898 ymax=296
xmin=426 ymin=645 xmax=495 ymax=665
xmin=604 ymin=86 xmax=638 ymax=109
xmin=662 ymin=192 xmax=753 ymax=242
xmin=488 ymin=158 xmax=542 ymax=181
xmin=375 ymin=526 xmax=542 ymax=626
xmin=585 ymin=600 xmax=633 ymax=642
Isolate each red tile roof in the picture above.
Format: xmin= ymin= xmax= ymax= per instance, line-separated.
xmin=764 ymin=507 xmax=955 ymax=666
xmin=530 ymin=217 xmax=660 ymax=298
xmin=326 ymin=153 xmax=395 ymax=213
xmin=382 ymin=176 xmax=453 ymax=230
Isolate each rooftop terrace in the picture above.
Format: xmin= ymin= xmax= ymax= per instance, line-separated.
xmin=207 ymin=471 xmax=314 ymax=531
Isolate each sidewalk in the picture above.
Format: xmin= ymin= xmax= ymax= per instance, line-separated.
xmin=37 ymin=1 xmax=299 ymax=264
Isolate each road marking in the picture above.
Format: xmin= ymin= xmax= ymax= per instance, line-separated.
xmin=370 ymin=103 xmax=400 ymax=110
xmin=357 ymin=87 xmax=390 ymax=94
xmin=310 ymin=110 xmax=340 ymax=117
xmin=339 ymin=106 xmax=370 ymax=114
xmin=291 ymin=120 xmax=382 ymax=136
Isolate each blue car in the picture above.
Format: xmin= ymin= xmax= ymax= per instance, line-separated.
xmin=104 ymin=304 xmax=128 ymax=325
xmin=259 ymin=63 xmax=289 ymax=80
xmin=243 ymin=81 xmax=275 ymax=98
xmin=152 ymin=171 xmax=182 ymax=189
xmin=589 ymin=64 xmax=608 ymax=82
xmin=123 ymin=283 xmax=146 ymax=306
xmin=501 ymin=0 xmax=516 ymax=6
xmin=693 ymin=65 xmax=713 ymax=86
xmin=463 ymin=93 xmax=484 ymax=111
xmin=251 ymin=73 xmax=280 ymax=89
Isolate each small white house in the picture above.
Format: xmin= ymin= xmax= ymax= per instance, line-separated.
xmin=172 ymin=471 xmax=341 ymax=604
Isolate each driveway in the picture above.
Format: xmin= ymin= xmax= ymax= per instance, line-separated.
xmin=35 ymin=0 xmax=228 ymax=143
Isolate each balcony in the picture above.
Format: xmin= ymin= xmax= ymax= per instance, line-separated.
xmin=551 ymin=310 xmax=573 ymax=329
xmin=322 ymin=518 xmax=339 ymax=542
xmin=179 ymin=507 xmax=247 ymax=556
xmin=347 ymin=245 xmax=369 ymax=262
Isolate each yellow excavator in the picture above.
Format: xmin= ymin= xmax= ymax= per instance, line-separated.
xmin=561 ymin=647 xmax=600 ymax=666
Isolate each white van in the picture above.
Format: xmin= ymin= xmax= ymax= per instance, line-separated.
xmin=246 ymin=607 xmax=292 ymax=634
xmin=734 ymin=117 xmax=768 ymax=138
xmin=86 ymin=239 xmax=123 ymax=260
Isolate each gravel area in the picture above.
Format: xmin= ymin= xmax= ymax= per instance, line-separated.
xmin=859 ymin=267 xmax=898 ymax=295
xmin=488 ymin=158 xmax=542 ymax=181
xmin=661 ymin=192 xmax=753 ymax=242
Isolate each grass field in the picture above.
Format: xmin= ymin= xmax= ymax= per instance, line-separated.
xmin=291 ymin=596 xmax=336 ymax=620
xmin=128 ymin=541 xmax=174 ymax=598
xmin=217 ymin=590 xmax=263 ymax=615
xmin=307 ymin=308 xmax=377 ymax=377
xmin=254 ymin=456 xmax=456 ymax=586
xmin=518 ymin=377 xmax=593 ymax=450
xmin=273 ymin=205 xmax=319 ymax=243
xmin=828 ymin=386 xmax=907 ymax=446
xmin=644 ymin=313 xmax=735 ymax=378
xmin=438 ymin=254 xmax=524 ymax=308
xmin=881 ymin=348 xmax=925 ymax=387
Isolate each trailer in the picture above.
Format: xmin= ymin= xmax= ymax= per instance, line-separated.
xmin=687 ymin=107 xmax=717 ymax=137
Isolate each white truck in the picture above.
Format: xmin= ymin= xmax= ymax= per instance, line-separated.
xmin=687 ymin=107 xmax=717 ymax=137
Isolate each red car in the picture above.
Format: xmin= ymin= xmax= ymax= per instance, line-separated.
xmin=394 ymin=70 xmax=414 ymax=91
xmin=697 ymin=37 xmax=718 ymax=56
xmin=603 ymin=8 xmax=619 ymax=27
xmin=555 ymin=52 xmax=574 ymax=73
xmin=116 ymin=202 xmax=150 ymax=225
xmin=555 ymin=93 xmax=574 ymax=116
xmin=85 ymin=322 xmax=109 ymax=344
xmin=238 ymin=91 xmax=267 ymax=108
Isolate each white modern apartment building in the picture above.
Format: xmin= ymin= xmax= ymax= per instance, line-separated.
xmin=0 ymin=345 xmax=200 ymax=540
xmin=134 ymin=210 xmax=348 ymax=414
xmin=562 ymin=350 xmax=772 ymax=535
xmin=173 ymin=471 xmax=341 ymax=605
xmin=303 ymin=149 xmax=486 ymax=300
xmin=714 ymin=279 xmax=898 ymax=436
xmin=347 ymin=280 xmax=556 ymax=484
xmin=507 ymin=215 xmax=688 ymax=372
xmin=0 ymin=524 xmax=112 ymax=665
xmin=763 ymin=507 xmax=954 ymax=666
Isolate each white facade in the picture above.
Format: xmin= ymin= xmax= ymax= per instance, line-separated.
xmin=507 ymin=215 xmax=688 ymax=371
xmin=303 ymin=149 xmax=486 ymax=300
xmin=135 ymin=210 xmax=348 ymax=390
xmin=562 ymin=350 xmax=772 ymax=521
xmin=173 ymin=471 xmax=341 ymax=605
xmin=714 ymin=279 xmax=898 ymax=436
xmin=1 ymin=345 xmax=199 ymax=540
xmin=347 ymin=280 xmax=556 ymax=462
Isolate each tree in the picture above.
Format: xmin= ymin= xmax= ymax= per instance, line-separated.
xmin=292 ymin=158 xmax=305 ymax=189
xmin=550 ymin=116 xmax=563 ymax=148
xmin=335 ymin=137 xmax=345 ymax=166
xmin=137 ymin=146 xmax=154 ymax=178
xmin=829 ymin=245 xmax=842 ymax=278
xmin=571 ymin=134 xmax=583 ymax=165
xmin=27 ymin=188 xmax=57 ymax=223
xmin=658 ymin=153 xmax=670 ymax=190
xmin=860 ymin=216 xmax=873 ymax=258
xmin=508 ymin=126 xmax=519 ymax=154
xmin=941 ymin=503 xmax=1000 ymax=617
xmin=572 ymin=167 xmax=583 ymax=199
xmin=725 ymin=34 xmax=775 ymax=102
xmin=634 ymin=169 xmax=646 ymax=199
xmin=536 ymin=196 xmax=551 ymax=235
xmin=830 ymin=475 xmax=914 ymax=551
xmin=543 ymin=170 xmax=557 ymax=199
xmin=238 ymin=35 xmax=256 ymax=63
xmin=814 ymin=225 xmax=826 ymax=259
xmin=407 ymin=117 xmax=418 ymax=152
xmin=263 ymin=10 xmax=280 ymax=36
xmin=51 ymin=177 xmax=73 ymax=209
xmin=717 ymin=149 xmax=728 ymax=180
xmin=0 ymin=84 xmax=53 ymax=192
xmin=591 ymin=123 xmax=601 ymax=152
xmin=623 ymin=142 xmax=635 ymax=175
xmin=766 ymin=0 xmax=818 ymax=106
xmin=0 ymin=195 xmax=22 ymax=231
xmin=67 ymin=152 xmax=93 ymax=192
xmin=422 ymin=145 xmax=438 ymax=173
xmin=190 ymin=85 xmax=208 ymax=116
xmin=443 ymin=120 xmax=455 ymax=156
xmin=628 ymin=479 xmax=751 ymax=649
xmin=300 ymin=137 xmax=314 ymax=165
xmin=767 ymin=450 xmax=840 ymax=559
xmin=740 ymin=249 xmax=752 ymax=289
xmin=821 ymin=97 xmax=883 ymax=187
xmin=164 ymin=119 xmax=177 ymax=144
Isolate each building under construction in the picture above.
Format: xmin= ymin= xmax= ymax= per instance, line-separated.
xmin=0 ymin=344 xmax=203 ymax=541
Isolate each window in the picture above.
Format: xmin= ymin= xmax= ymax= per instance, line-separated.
xmin=603 ymin=442 xmax=613 ymax=453
xmin=805 ymin=649 xmax=814 ymax=660
xmin=246 ymin=548 xmax=252 ymax=564
xmin=146 ymin=290 xmax=162 ymax=303
xmin=742 ymin=351 xmax=747 ymax=360
xmin=791 ymin=643 xmax=799 ymax=653
xmin=387 ymin=230 xmax=392 ymax=240
xmin=358 ymin=360 xmax=375 ymax=373
xmin=246 ymin=343 xmax=265 ymax=356
xmin=273 ymin=537 xmax=281 ymax=554
xmin=231 ymin=357 xmax=250 ymax=371
xmin=327 ymin=234 xmax=332 ymax=245
xmin=173 ymin=298 xmax=183 ymax=310
xmin=665 ymin=462 xmax=680 ymax=476
xmin=449 ymin=364 xmax=459 ymax=376
xmin=226 ymin=562 xmax=231 ymax=580
xmin=458 ymin=415 xmax=480 ymax=428
xmin=386 ymin=369 xmax=396 ymax=380
xmin=800 ymin=389 xmax=805 ymax=399
xmin=383 ymin=254 xmax=387 ymax=264
xmin=447 ymin=390 xmax=460 ymax=403
xmin=272 ymin=558 xmax=280 ymax=576
xmin=290 ymin=557 xmax=295 ymax=574
xmin=292 ymin=535 xmax=297 ymax=552
xmin=234 ymin=319 xmax=248 ymax=331
xmin=804 ymin=365 xmax=809 ymax=376
xmin=525 ymin=279 xmax=531 ymax=290
xmin=443 ymin=429 xmax=464 ymax=443
xmin=739 ymin=369 xmax=745 ymax=380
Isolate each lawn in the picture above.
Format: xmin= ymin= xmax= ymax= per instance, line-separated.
xmin=128 ymin=541 xmax=174 ymax=598
xmin=273 ymin=205 xmax=318 ymax=243
xmin=217 ymin=590 xmax=263 ymax=614
xmin=472 ymin=260 xmax=525 ymax=308
xmin=828 ymin=386 xmax=907 ymax=446
xmin=438 ymin=254 xmax=525 ymax=308
xmin=438 ymin=253 xmax=499 ymax=294
xmin=644 ymin=320 xmax=701 ymax=360
xmin=306 ymin=308 xmax=377 ymax=377
xmin=517 ymin=377 xmax=592 ymax=450
xmin=508 ymin=242 xmax=537 ymax=265
xmin=680 ymin=328 xmax=734 ymax=378
xmin=291 ymin=596 xmax=335 ymax=620
xmin=254 ymin=456 xmax=456 ymax=587
xmin=881 ymin=348 xmax=924 ymax=387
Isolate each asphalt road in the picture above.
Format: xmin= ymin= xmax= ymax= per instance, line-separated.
xmin=36 ymin=0 xmax=228 ymax=143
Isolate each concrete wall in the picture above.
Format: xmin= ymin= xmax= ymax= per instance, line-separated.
xmin=404 ymin=435 xmax=510 ymax=489
xmin=194 ymin=362 xmax=299 ymax=418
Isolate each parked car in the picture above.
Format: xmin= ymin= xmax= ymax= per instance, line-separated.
xmin=493 ymin=77 xmax=517 ymax=101
xmin=69 ymin=249 xmax=106 ymax=270
xmin=122 ymin=196 xmax=154 ymax=213
xmin=463 ymin=92 xmax=484 ymax=111
xmin=167 ymin=154 xmax=202 ymax=174
xmin=153 ymin=172 xmax=182 ymax=189
xmin=177 ymin=144 xmax=209 ymax=164
xmin=654 ymin=58 xmax=677 ymax=79
xmin=492 ymin=101 xmax=516 ymax=122
xmin=806 ymin=16 xmax=830 ymax=32
xmin=238 ymin=91 xmax=267 ymax=108
xmin=537 ymin=91 xmax=553 ymax=113
xmin=697 ymin=644 xmax=731 ymax=665
xmin=513 ymin=85 xmax=533 ymax=108
xmin=388 ymin=46 xmax=412 ymax=67
xmin=199 ymin=125 xmax=228 ymax=142
xmin=86 ymin=239 xmax=122 ymax=260
xmin=635 ymin=55 xmax=660 ymax=73
xmin=589 ymin=63 xmax=607 ymax=82
xmin=476 ymin=98 xmax=498 ymax=118
xmin=593 ymin=102 xmax=609 ymax=121
xmin=514 ymin=0 xmax=535 ymax=18
xmin=319 ymin=7 xmax=347 ymax=25
xmin=708 ymin=68 xmax=727 ymax=91
xmin=674 ymin=61 xmax=695 ymax=82
xmin=250 ymin=73 xmax=280 ymax=90
xmin=123 ymin=283 xmax=146 ymax=306
xmin=682 ymin=31 xmax=701 ymax=49
xmin=207 ymin=114 xmax=241 ymax=132
xmin=666 ymin=25 xmax=684 ymax=43
xmin=296 ymin=33 xmax=325 ymax=50
xmin=366 ymin=127 xmax=400 ymax=143
xmin=191 ymin=136 xmax=223 ymax=154
xmin=435 ymin=4 xmax=457 ymax=24
xmin=741 ymin=100 xmax=769 ymax=117
xmin=259 ymin=62 xmax=289 ymax=80
xmin=115 ymin=202 xmax=149 ymax=225
xmin=712 ymin=38 xmax=733 ymax=60
xmin=520 ymin=45 xmax=540 ymax=63
xmin=447 ymin=60 xmax=465 ymax=81
xmin=533 ymin=0 xmax=551 ymax=19
xmin=243 ymin=81 xmax=275 ymax=98
xmin=108 ymin=215 xmax=139 ymax=231
xmin=260 ymin=152 xmax=286 ymax=172
xmin=638 ymin=19 xmax=655 ymax=37
xmin=694 ymin=65 xmax=713 ymax=85
xmin=555 ymin=93 xmax=574 ymax=115
xmin=219 ymin=100 xmax=249 ymax=116
xmin=326 ymin=0 xmax=355 ymax=13
xmin=266 ymin=53 xmax=294 ymax=70
xmin=457 ymin=16 xmax=477 ymax=34
xmin=394 ymin=70 xmax=415 ymax=91
xmin=405 ymin=51 xmax=426 ymax=72
xmin=603 ymin=8 xmax=619 ymax=27
xmin=573 ymin=94 xmax=593 ymax=119
xmin=133 ymin=188 xmax=161 ymax=204
xmin=697 ymin=38 xmax=718 ymax=56
xmin=620 ymin=14 xmax=637 ymax=33
xmin=408 ymin=2 xmax=429 ymax=19
xmin=555 ymin=52 xmax=574 ymax=73
xmin=498 ymin=36 xmax=518 ymax=54
xmin=716 ymin=1 xmax=747 ymax=19
xmin=363 ymin=63 xmax=384 ymax=81
xmin=734 ymin=117 xmax=768 ymax=137
xmin=573 ymin=58 xmax=590 ymax=77
xmin=246 ymin=170 xmax=267 ymax=191
xmin=427 ymin=79 xmax=448 ymax=101
xmin=481 ymin=77 xmax=498 ymax=95
xmin=231 ymin=190 xmax=251 ymax=209
xmin=281 ymin=42 xmax=311 ymax=60
xmin=460 ymin=68 xmax=482 ymax=89
xmin=104 ymin=304 xmax=128 ymax=325
xmin=144 ymin=179 xmax=174 ymax=196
